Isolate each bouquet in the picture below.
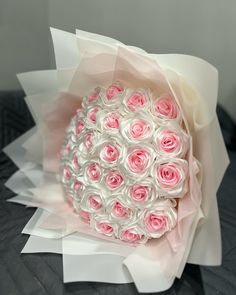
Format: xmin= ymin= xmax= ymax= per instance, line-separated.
xmin=4 ymin=28 xmax=229 ymax=293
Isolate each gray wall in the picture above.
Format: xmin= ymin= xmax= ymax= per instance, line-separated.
xmin=1 ymin=0 xmax=236 ymax=120
xmin=0 ymin=0 xmax=50 ymax=89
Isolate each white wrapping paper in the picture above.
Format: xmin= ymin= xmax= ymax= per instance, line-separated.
xmin=4 ymin=28 xmax=229 ymax=293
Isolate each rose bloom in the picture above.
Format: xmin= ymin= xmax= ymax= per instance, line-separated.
xmin=100 ymin=143 xmax=120 ymax=164
xmin=73 ymin=180 xmax=83 ymax=191
xmin=130 ymin=184 xmax=149 ymax=203
xmin=111 ymin=201 xmax=130 ymax=219
xmin=127 ymin=148 xmax=150 ymax=173
xmin=127 ymin=91 xmax=148 ymax=111
xmin=86 ymin=162 xmax=101 ymax=182
xmin=154 ymin=94 xmax=179 ymax=120
xmin=143 ymin=203 xmax=177 ymax=238
xmin=130 ymin=119 xmax=150 ymax=139
xmin=88 ymin=194 xmax=103 ymax=210
xmin=121 ymin=229 xmax=145 ymax=243
xmin=72 ymin=154 xmax=80 ymax=171
xmin=75 ymin=121 xmax=85 ymax=136
xmin=63 ymin=166 xmax=71 ymax=181
xmin=105 ymin=170 xmax=124 ymax=189
xmin=87 ymin=106 xmax=100 ymax=123
xmin=159 ymin=130 xmax=180 ymax=153
xmin=84 ymin=133 xmax=93 ymax=151
xmin=106 ymin=83 xmax=124 ymax=100
xmin=144 ymin=213 xmax=168 ymax=237
xmin=104 ymin=113 xmax=120 ymax=129
xmin=97 ymin=222 xmax=114 ymax=236
xmin=156 ymin=162 xmax=184 ymax=189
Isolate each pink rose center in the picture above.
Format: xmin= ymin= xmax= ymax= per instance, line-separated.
xmin=128 ymin=149 xmax=150 ymax=173
xmin=122 ymin=230 xmax=143 ymax=242
xmin=63 ymin=167 xmax=71 ymax=180
xmin=74 ymin=180 xmax=83 ymax=191
xmin=106 ymin=83 xmax=124 ymax=100
xmin=98 ymin=222 xmax=114 ymax=235
xmin=86 ymin=163 xmax=101 ymax=181
xmin=160 ymin=131 xmax=180 ymax=153
xmin=112 ymin=202 xmax=129 ymax=218
xmin=76 ymin=121 xmax=85 ymax=136
xmin=104 ymin=113 xmax=120 ymax=129
xmin=127 ymin=92 xmax=147 ymax=111
xmin=155 ymin=97 xmax=178 ymax=119
xmin=145 ymin=213 xmax=167 ymax=232
xmin=88 ymin=107 xmax=99 ymax=123
xmin=106 ymin=170 xmax=124 ymax=189
xmin=157 ymin=163 xmax=181 ymax=188
xmin=84 ymin=133 xmax=93 ymax=151
xmin=101 ymin=144 xmax=120 ymax=163
xmin=72 ymin=155 xmax=80 ymax=171
xmin=130 ymin=185 xmax=149 ymax=202
xmin=130 ymin=120 xmax=150 ymax=139
xmin=88 ymin=195 xmax=102 ymax=210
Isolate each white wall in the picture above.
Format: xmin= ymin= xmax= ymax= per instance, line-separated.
xmin=1 ymin=0 xmax=236 ymax=120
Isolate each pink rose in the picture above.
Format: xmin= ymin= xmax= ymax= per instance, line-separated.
xmin=154 ymin=95 xmax=178 ymax=119
xmin=127 ymin=91 xmax=148 ymax=111
xmin=63 ymin=166 xmax=71 ymax=180
xmin=88 ymin=194 xmax=102 ymax=210
xmin=73 ymin=180 xmax=83 ymax=191
xmin=79 ymin=210 xmax=91 ymax=224
xmin=156 ymin=163 xmax=182 ymax=189
xmin=128 ymin=148 xmax=150 ymax=173
xmin=121 ymin=229 xmax=145 ymax=243
xmin=100 ymin=144 xmax=120 ymax=163
xmin=86 ymin=163 xmax=101 ymax=182
xmin=104 ymin=113 xmax=120 ymax=129
xmin=72 ymin=155 xmax=80 ymax=171
xmin=143 ymin=200 xmax=177 ymax=238
xmin=130 ymin=184 xmax=149 ymax=202
xmin=144 ymin=213 xmax=167 ymax=235
xmin=112 ymin=201 xmax=129 ymax=219
xmin=75 ymin=121 xmax=85 ymax=136
xmin=87 ymin=87 xmax=100 ymax=103
xmin=106 ymin=83 xmax=124 ymax=100
xmin=97 ymin=222 xmax=114 ymax=235
xmin=87 ymin=106 xmax=100 ymax=123
xmin=159 ymin=130 xmax=180 ymax=153
xmin=106 ymin=170 xmax=124 ymax=189
xmin=120 ymin=113 xmax=155 ymax=143
xmin=84 ymin=133 xmax=93 ymax=151
xmin=130 ymin=119 xmax=150 ymax=139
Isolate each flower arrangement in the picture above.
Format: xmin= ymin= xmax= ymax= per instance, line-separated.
xmin=4 ymin=28 xmax=229 ymax=293
xmin=60 ymin=83 xmax=189 ymax=243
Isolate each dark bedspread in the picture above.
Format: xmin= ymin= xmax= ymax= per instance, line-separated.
xmin=0 ymin=91 xmax=235 ymax=295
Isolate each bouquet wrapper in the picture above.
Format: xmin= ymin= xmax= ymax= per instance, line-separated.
xmin=3 ymin=28 xmax=229 ymax=293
